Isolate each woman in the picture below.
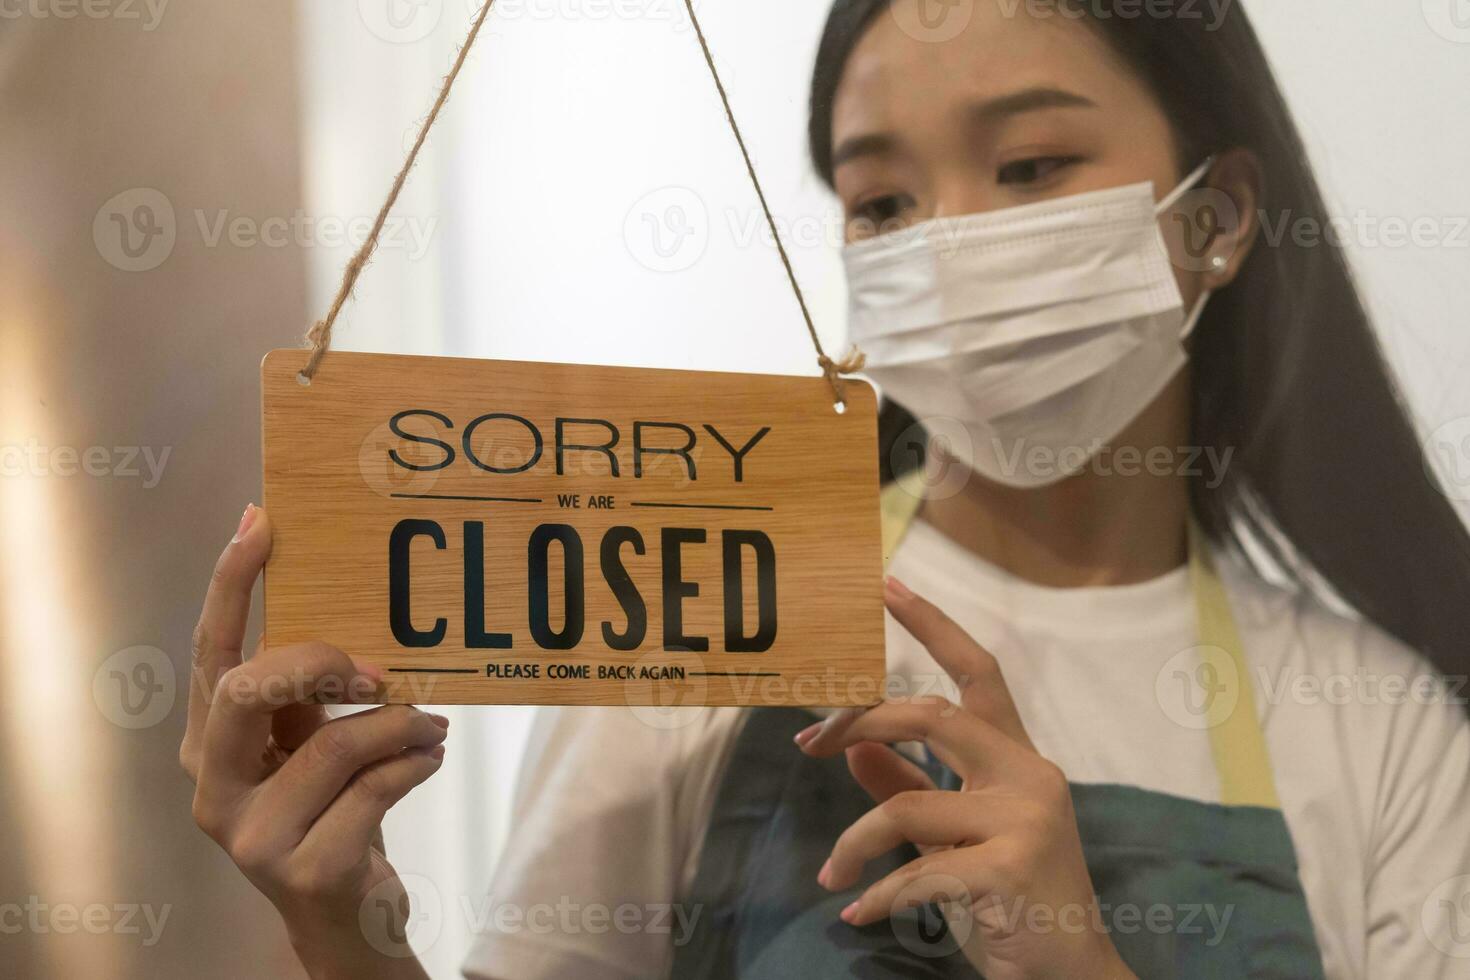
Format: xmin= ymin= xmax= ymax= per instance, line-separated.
xmin=179 ymin=1 xmax=1470 ymax=977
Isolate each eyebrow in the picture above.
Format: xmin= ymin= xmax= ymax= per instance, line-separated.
xmin=969 ymin=86 xmax=1098 ymax=125
xmin=831 ymin=86 xmax=1099 ymax=170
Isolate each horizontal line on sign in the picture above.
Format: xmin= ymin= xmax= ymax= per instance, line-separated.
xmin=689 ymin=671 xmax=782 ymax=677
xmin=391 ymin=493 xmax=543 ymax=504
xmin=388 ymin=667 xmax=479 ymax=675
xmin=629 ymin=502 xmax=774 ymax=512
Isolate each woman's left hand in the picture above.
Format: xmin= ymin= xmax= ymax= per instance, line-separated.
xmin=795 ymin=576 xmax=1136 ymax=980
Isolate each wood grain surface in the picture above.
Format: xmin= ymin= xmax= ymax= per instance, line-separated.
xmin=261 ymin=349 xmax=886 ymax=706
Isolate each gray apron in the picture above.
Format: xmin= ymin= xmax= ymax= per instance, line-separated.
xmin=669 ymin=479 xmax=1326 ymax=978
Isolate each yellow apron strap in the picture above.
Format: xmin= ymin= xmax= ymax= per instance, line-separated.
xmin=1188 ymin=524 xmax=1281 ymax=809
xmin=880 ymin=469 xmax=927 ymax=568
xmin=877 ymin=479 xmax=1281 ymax=810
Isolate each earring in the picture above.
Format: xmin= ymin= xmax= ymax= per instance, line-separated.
xmin=1210 ymin=255 xmax=1227 ymax=272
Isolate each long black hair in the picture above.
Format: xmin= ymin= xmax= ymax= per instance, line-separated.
xmin=811 ymin=0 xmax=1470 ymax=679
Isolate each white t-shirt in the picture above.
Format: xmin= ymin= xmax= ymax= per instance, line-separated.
xmin=463 ymin=518 xmax=1470 ymax=980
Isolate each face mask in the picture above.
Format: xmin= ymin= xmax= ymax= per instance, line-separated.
xmin=843 ymin=160 xmax=1215 ymax=489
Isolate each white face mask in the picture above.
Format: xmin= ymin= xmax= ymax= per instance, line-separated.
xmin=843 ymin=160 xmax=1215 ymax=489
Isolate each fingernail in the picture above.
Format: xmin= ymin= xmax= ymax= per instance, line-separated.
xmin=817 ymin=858 xmax=832 ymax=889
xmin=429 ymin=713 xmax=450 ymax=729
xmin=885 ymin=576 xmax=915 ymax=600
xmin=233 ymin=504 xmax=257 ymax=543
xmin=428 ymin=744 xmax=446 ymax=761
xmin=793 ymin=722 xmax=821 ymax=747
xmin=840 ymin=901 xmax=860 ymax=925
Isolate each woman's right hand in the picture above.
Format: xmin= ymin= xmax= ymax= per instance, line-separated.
xmin=179 ymin=504 xmax=446 ymax=979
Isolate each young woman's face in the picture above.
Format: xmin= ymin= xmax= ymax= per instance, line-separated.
xmin=831 ymin=1 xmax=1188 ymax=260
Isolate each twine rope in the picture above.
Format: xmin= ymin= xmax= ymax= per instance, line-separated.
xmin=677 ymin=0 xmax=864 ymax=405
xmin=300 ymin=0 xmax=498 ymax=381
xmin=301 ymin=0 xmax=865 ymax=406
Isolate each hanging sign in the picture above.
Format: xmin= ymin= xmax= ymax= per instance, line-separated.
xmin=261 ymin=349 xmax=886 ymax=707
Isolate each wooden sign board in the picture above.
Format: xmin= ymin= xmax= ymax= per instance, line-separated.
xmin=261 ymin=350 xmax=886 ymax=707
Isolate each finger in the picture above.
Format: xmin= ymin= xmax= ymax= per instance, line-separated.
xmin=845 ymin=743 xmax=936 ymax=805
xmin=824 ymin=791 xmax=1009 ymax=892
xmin=271 ymin=702 xmax=331 ymax=754
xmin=210 ymin=639 xmax=332 ymax=759
xmin=266 ymin=642 xmax=333 ymax=756
xmin=182 ymin=505 xmax=272 ymax=777
xmin=885 ymin=577 xmax=1032 ymax=749
xmin=799 ymin=699 xmax=1025 ymax=784
xmin=256 ymin=705 xmax=449 ymax=842
xmin=843 ymin=845 xmax=1002 ymax=928
xmin=294 ymin=744 xmax=447 ymax=876
xmin=198 ymin=642 xmax=382 ymax=799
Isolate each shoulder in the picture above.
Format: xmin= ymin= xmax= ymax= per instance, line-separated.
xmin=1221 ymin=556 xmax=1470 ymax=820
xmin=1220 ymin=553 xmax=1459 ymax=710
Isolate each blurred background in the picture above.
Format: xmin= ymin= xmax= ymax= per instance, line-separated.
xmin=1 ymin=0 xmax=1466 ymax=976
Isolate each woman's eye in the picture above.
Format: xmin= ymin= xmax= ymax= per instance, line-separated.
xmin=996 ymin=156 xmax=1080 ymax=186
xmin=850 ymin=192 xmax=915 ymax=232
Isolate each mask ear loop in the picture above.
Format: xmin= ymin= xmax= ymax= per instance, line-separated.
xmin=1154 ymin=155 xmax=1218 ymax=216
xmin=1181 ymin=289 xmax=1212 ymax=342
xmin=1159 ymin=156 xmax=1221 ymax=345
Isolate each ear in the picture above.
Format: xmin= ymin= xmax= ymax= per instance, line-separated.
xmin=1185 ymin=148 xmax=1264 ymax=290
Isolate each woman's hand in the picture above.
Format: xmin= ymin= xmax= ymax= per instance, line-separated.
xmin=796 ymin=577 xmax=1136 ymax=980
xmin=178 ymin=505 xmax=443 ymax=980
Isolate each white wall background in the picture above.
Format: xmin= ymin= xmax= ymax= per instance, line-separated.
xmin=1247 ymin=1 xmax=1470 ymax=435
xmin=297 ymin=2 xmax=1470 ymax=975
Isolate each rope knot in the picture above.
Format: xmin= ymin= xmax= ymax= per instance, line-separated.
xmin=817 ymin=346 xmax=868 ymax=406
xmin=819 ymin=347 xmax=867 ymax=375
